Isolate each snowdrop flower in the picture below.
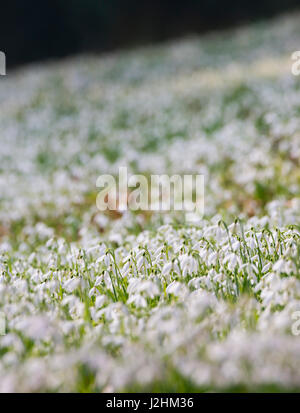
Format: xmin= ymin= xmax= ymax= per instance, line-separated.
xmin=136 ymin=255 xmax=146 ymax=270
xmin=232 ymin=240 xmax=240 ymax=252
xmin=1 ymin=14 xmax=300 ymax=392
xmin=248 ymin=237 xmax=256 ymax=249
xmin=136 ymin=280 xmax=160 ymax=298
xmin=95 ymin=295 xmax=106 ymax=309
xmin=64 ymin=277 xmax=81 ymax=293
xmin=97 ymin=253 xmax=111 ymax=267
xmin=14 ymin=316 xmax=52 ymax=341
xmin=179 ymin=254 xmax=197 ymax=277
xmin=224 ymin=253 xmax=239 ymax=271
xmin=166 ymin=281 xmax=187 ymax=297
xmin=208 ymin=251 xmax=218 ymax=266
xmin=262 ymin=262 xmax=271 ymax=273
xmin=94 ymin=275 xmax=104 ymax=286
xmin=127 ymin=294 xmax=147 ymax=308
xmin=273 ymin=259 xmax=286 ymax=273
xmin=162 ymin=262 xmax=172 ymax=276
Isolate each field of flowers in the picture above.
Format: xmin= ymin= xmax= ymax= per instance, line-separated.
xmin=0 ymin=13 xmax=300 ymax=392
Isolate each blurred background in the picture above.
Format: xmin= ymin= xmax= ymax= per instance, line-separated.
xmin=2 ymin=0 xmax=300 ymax=69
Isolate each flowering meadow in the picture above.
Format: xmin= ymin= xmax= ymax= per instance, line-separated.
xmin=0 ymin=13 xmax=300 ymax=392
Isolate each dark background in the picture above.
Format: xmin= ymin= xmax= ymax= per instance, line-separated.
xmin=2 ymin=0 xmax=300 ymax=68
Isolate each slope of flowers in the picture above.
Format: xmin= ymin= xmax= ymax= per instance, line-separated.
xmin=0 ymin=13 xmax=300 ymax=391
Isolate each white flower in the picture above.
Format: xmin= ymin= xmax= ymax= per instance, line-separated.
xmin=64 ymin=277 xmax=80 ymax=293
xmin=95 ymin=295 xmax=106 ymax=309
xmin=162 ymin=262 xmax=172 ymax=276
xmin=262 ymin=262 xmax=271 ymax=273
xmin=166 ymin=281 xmax=187 ymax=297
xmin=273 ymin=259 xmax=286 ymax=273
xmin=232 ymin=241 xmax=240 ymax=252
xmin=127 ymin=294 xmax=147 ymax=308
xmin=179 ymin=254 xmax=197 ymax=277
xmin=95 ymin=275 xmax=104 ymax=286
xmin=224 ymin=253 xmax=239 ymax=271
